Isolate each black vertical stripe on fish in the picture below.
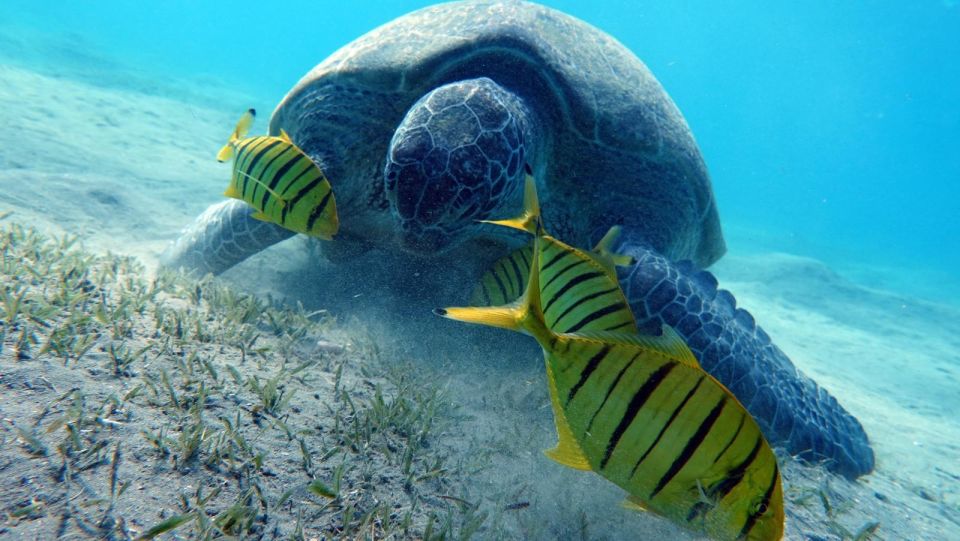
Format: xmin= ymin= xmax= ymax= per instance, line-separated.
xmin=259 ymin=151 xmax=306 ymax=208
xmin=629 ymin=376 xmax=706 ymax=479
xmin=306 ymin=190 xmax=334 ymax=231
xmin=242 ymin=139 xmax=284 ymax=199
xmin=276 ymin=164 xmax=317 ymax=222
xmin=711 ymin=414 xmax=747 ymax=465
xmin=478 ymin=281 xmax=492 ymax=306
xmin=540 ymin=248 xmax=571 ymax=272
xmin=599 ymin=361 xmax=677 ymax=470
xmin=564 ymin=345 xmax=611 ymax=404
xmin=586 ymin=352 xmax=641 ymax=433
xmin=235 ymin=137 xmax=267 ymax=170
xmin=649 ymin=397 xmax=728 ymax=499
xmin=543 ymin=259 xmax=588 ymax=289
xmin=250 ymin=145 xmax=296 ymax=206
xmin=738 ymin=463 xmax=779 ymax=537
xmin=518 ymin=246 xmax=531 ymax=268
xmin=563 ymin=301 xmax=628 ymax=333
xmin=236 ymin=138 xmax=276 ymax=199
xmin=234 ymin=138 xmax=272 ymax=195
xmin=543 ymin=271 xmax=604 ymax=314
xmin=507 ymin=253 xmax=525 ymax=292
xmin=489 ymin=265 xmax=510 ymax=302
xmin=549 ymin=287 xmax=619 ymax=328
xmin=282 ymin=175 xmax=327 ymax=222
xmin=706 ymin=436 xmax=763 ymax=502
xmin=497 ymin=258 xmax=517 ymax=295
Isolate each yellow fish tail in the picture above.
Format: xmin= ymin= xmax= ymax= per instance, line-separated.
xmin=218 ymin=109 xmax=256 ymax=162
xmin=480 ymin=171 xmax=541 ymax=235
xmin=434 ymin=304 xmax=523 ymax=331
xmin=592 ymin=225 xmax=636 ymax=269
xmin=438 ymin=235 xmax=551 ymax=342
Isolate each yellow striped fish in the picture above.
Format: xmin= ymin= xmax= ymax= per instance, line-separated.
xmin=217 ymin=109 xmax=338 ymax=240
xmin=438 ymin=179 xmax=784 ymax=540
xmin=471 ymin=175 xmax=634 ymax=308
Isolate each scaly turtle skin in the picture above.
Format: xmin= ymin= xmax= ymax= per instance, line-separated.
xmin=162 ymin=0 xmax=873 ymax=478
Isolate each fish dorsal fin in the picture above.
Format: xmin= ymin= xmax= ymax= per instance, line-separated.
xmin=591 ymin=226 xmax=636 ymax=270
xmin=480 ymin=173 xmax=542 ymax=235
xmin=543 ymin=361 xmax=592 ymax=471
xmin=217 ymin=108 xmax=256 ymax=162
xmin=566 ymin=326 xmax=700 ymax=368
xmin=279 ymin=129 xmax=293 ymax=144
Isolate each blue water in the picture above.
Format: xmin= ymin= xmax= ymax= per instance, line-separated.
xmin=4 ymin=0 xmax=958 ymax=299
xmin=2 ymin=2 xmax=959 ymax=539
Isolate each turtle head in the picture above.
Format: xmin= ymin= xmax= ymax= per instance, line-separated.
xmin=384 ymin=78 xmax=533 ymax=255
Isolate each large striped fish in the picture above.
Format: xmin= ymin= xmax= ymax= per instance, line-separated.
xmin=438 ymin=178 xmax=784 ymax=540
xmin=217 ymin=109 xmax=338 ymax=240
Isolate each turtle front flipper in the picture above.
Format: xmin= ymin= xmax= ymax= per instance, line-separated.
xmin=610 ymin=233 xmax=875 ymax=479
xmin=161 ymin=199 xmax=295 ymax=276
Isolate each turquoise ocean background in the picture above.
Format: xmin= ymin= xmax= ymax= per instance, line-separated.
xmin=1 ymin=2 xmax=959 ymax=539
xmin=3 ymin=0 xmax=958 ymax=301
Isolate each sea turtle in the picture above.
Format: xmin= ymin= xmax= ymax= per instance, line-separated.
xmin=162 ymin=0 xmax=874 ymax=478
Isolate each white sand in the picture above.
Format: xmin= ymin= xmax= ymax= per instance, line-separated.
xmin=2 ymin=28 xmax=958 ymax=539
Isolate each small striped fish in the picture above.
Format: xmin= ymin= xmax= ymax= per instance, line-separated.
xmin=471 ymin=175 xmax=633 ymax=309
xmin=439 ymin=177 xmax=784 ymax=540
xmin=469 ymin=226 xmax=634 ymax=310
xmin=217 ymin=109 xmax=338 ymax=240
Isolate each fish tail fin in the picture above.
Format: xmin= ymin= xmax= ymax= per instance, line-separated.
xmin=437 ymin=233 xmax=550 ymax=339
xmin=218 ymin=109 xmax=256 ymax=162
xmin=592 ymin=226 xmax=633 ymax=266
xmin=216 ymin=144 xmax=235 ymax=162
xmin=479 ymin=169 xmax=541 ymax=235
xmin=433 ymin=304 xmax=523 ymax=331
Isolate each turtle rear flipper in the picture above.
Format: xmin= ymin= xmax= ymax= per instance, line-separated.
xmin=160 ymin=199 xmax=294 ymax=276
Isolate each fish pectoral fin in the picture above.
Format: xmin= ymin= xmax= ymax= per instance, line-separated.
xmin=621 ymin=495 xmax=651 ymax=513
xmin=217 ymin=144 xmax=235 ymax=162
xmin=543 ymin=362 xmax=592 ymax=471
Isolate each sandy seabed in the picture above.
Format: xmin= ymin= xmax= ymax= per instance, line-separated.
xmin=1 ymin=28 xmax=958 ymax=540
